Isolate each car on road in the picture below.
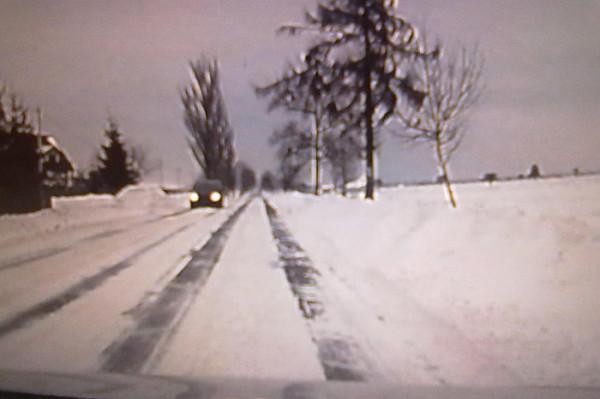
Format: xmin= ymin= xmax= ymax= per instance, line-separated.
xmin=189 ymin=179 xmax=225 ymax=208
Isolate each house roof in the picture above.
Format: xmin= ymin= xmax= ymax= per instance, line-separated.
xmin=39 ymin=133 xmax=76 ymax=171
xmin=0 ymin=132 xmax=77 ymax=172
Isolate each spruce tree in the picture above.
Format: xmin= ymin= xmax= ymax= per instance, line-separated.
xmin=95 ymin=119 xmax=139 ymax=194
xmin=0 ymin=88 xmax=37 ymax=186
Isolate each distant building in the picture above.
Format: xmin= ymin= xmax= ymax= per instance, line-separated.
xmin=39 ymin=135 xmax=76 ymax=189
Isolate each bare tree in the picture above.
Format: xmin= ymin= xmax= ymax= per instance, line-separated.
xmin=482 ymin=172 xmax=497 ymax=186
xmin=528 ymin=163 xmax=541 ymax=179
xmin=260 ymin=171 xmax=278 ymax=192
xmin=181 ymin=58 xmax=235 ymax=189
xmin=233 ymin=161 xmax=257 ymax=193
xmin=256 ymin=50 xmax=335 ymax=195
xmin=396 ymin=36 xmax=483 ymax=208
xmin=270 ymin=121 xmax=312 ymax=191
xmin=278 ymin=0 xmax=433 ymax=200
xmin=240 ymin=166 xmax=257 ymax=193
xmin=323 ymin=128 xmax=362 ymax=196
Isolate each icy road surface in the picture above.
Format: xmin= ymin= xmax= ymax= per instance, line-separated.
xmin=0 ymin=178 xmax=599 ymax=386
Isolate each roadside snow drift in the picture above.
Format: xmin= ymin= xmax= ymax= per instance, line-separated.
xmin=269 ymin=175 xmax=600 ymax=386
xmin=0 ymin=185 xmax=189 ymax=246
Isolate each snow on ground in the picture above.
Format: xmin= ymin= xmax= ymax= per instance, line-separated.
xmin=0 ymin=185 xmax=189 ymax=246
xmin=0 ymin=204 xmax=231 ymax=374
xmin=1 ymin=179 xmax=598 ymax=386
xmin=269 ymin=175 xmax=600 ymax=386
xmin=156 ymin=200 xmax=325 ymax=381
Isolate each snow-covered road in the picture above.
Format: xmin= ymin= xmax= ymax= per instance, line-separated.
xmin=0 ymin=203 xmax=228 ymax=373
xmin=1 ymin=179 xmax=598 ymax=387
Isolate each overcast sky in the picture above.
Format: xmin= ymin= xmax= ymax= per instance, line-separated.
xmin=1 ymin=0 xmax=599 ymax=184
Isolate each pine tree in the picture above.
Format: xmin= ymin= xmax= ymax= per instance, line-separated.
xmin=0 ymin=88 xmax=37 ymax=186
xmin=0 ymin=88 xmax=34 ymax=136
xmin=0 ymin=87 xmax=44 ymax=213
xmin=95 ymin=119 xmax=139 ymax=194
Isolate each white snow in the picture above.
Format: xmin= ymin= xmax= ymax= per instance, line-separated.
xmin=0 ymin=203 xmax=230 ymax=373
xmin=0 ymin=186 xmax=190 ymax=247
xmin=1 ymin=177 xmax=599 ymax=387
xmin=156 ymin=200 xmax=325 ymax=380
xmin=268 ymin=175 xmax=600 ymax=386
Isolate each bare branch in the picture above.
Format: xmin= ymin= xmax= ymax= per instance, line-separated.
xmin=394 ymin=31 xmax=484 ymax=207
xmin=259 ymin=0 xmax=433 ymax=200
xmin=270 ymin=121 xmax=312 ymax=190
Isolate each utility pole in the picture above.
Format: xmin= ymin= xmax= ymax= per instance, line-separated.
xmin=36 ymin=108 xmax=42 ymax=168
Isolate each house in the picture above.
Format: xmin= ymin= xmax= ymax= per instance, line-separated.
xmin=0 ymin=131 xmax=76 ymax=213
xmin=39 ymin=135 xmax=76 ymax=189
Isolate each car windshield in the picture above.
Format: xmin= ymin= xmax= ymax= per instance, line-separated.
xmin=193 ymin=180 xmax=223 ymax=193
xmin=1 ymin=0 xmax=600 ymax=396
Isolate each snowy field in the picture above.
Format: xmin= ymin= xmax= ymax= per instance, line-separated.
xmin=0 ymin=177 xmax=598 ymax=390
xmin=269 ymin=175 xmax=600 ymax=386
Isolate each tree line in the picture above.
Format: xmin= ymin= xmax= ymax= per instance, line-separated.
xmin=1 ymin=51 xmax=256 ymax=215
xmin=2 ymin=0 xmax=489 ymax=212
xmin=256 ymin=0 xmax=483 ymax=207
xmin=0 ymin=85 xmax=145 ymax=194
xmin=0 ymin=85 xmax=149 ymax=213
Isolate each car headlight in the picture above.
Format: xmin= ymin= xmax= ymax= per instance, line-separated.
xmin=209 ymin=191 xmax=222 ymax=202
xmin=189 ymin=192 xmax=199 ymax=202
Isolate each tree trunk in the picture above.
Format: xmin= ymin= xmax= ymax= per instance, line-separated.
xmin=313 ymin=114 xmax=321 ymax=195
xmin=362 ymin=11 xmax=375 ymax=200
xmin=365 ymin=102 xmax=375 ymax=200
xmin=435 ymin=135 xmax=457 ymax=208
xmin=341 ymin=165 xmax=348 ymax=197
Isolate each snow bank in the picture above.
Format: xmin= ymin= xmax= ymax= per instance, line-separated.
xmin=0 ymin=185 xmax=190 ymax=246
xmin=270 ymin=175 xmax=600 ymax=385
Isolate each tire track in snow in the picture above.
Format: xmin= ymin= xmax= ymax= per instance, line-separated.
xmin=0 ymin=222 xmax=194 ymax=338
xmin=0 ymin=228 xmax=130 ymax=273
xmin=100 ymin=200 xmax=251 ymax=374
xmin=0 ymin=209 xmax=200 ymax=273
xmin=263 ymin=198 xmax=375 ymax=382
xmin=0 ymin=246 xmax=72 ymax=272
